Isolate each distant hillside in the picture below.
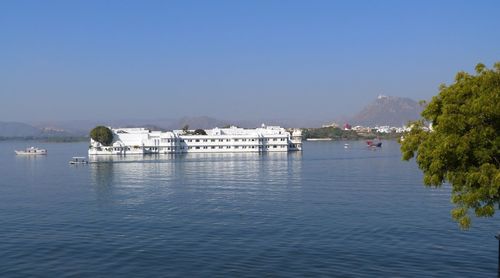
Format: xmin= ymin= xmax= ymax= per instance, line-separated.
xmin=349 ymin=96 xmax=423 ymax=126
xmin=16 ymin=112 xmax=328 ymax=138
xmin=0 ymin=122 xmax=42 ymax=137
xmin=168 ymin=116 xmax=230 ymax=130
xmin=0 ymin=121 xmax=77 ymax=138
xmin=34 ymin=116 xmax=323 ymax=134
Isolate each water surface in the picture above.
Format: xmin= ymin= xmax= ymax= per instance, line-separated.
xmin=0 ymin=141 xmax=497 ymax=277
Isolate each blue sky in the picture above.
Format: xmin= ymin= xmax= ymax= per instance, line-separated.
xmin=1 ymin=0 xmax=499 ymax=123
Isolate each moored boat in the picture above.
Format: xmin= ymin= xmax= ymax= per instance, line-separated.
xmin=15 ymin=147 xmax=47 ymax=155
xmin=366 ymin=140 xmax=382 ymax=148
xmin=69 ymin=157 xmax=88 ymax=164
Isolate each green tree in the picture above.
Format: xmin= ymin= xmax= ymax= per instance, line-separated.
xmin=90 ymin=126 xmax=113 ymax=146
xmin=401 ymin=62 xmax=500 ymax=229
xmin=193 ymin=129 xmax=207 ymax=135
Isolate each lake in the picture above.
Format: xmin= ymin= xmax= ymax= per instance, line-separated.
xmin=0 ymin=140 xmax=497 ymax=277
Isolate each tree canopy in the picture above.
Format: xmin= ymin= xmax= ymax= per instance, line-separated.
xmin=193 ymin=129 xmax=207 ymax=135
xmin=401 ymin=62 xmax=500 ymax=229
xmin=90 ymin=126 xmax=113 ymax=146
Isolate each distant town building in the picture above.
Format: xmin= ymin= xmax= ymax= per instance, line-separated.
xmin=352 ymin=126 xmax=372 ymax=133
xmin=369 ymin=125 xmax=411 ymax=133
xmin=322 ymin=122 xmax=339 ymax=128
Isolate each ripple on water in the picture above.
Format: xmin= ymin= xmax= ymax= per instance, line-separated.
xmin=0 ymin=141 xmax=497 ymax=277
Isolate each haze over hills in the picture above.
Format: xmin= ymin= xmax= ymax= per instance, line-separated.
xmin=0 ymin=96 xmax=424 ymax=138
xmin=0 ymin=121 xmax=74 ymax=138
xmin=30 ymin=117 xmax=323 ymax=135
xmin=347 ymin=95 xmax=424 ymax=127
xmin=0 ymin=117 xmax=320 ymax=138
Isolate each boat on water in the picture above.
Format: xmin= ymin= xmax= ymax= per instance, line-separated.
xmin=15 ymin=147 xmax=47 ymax=155
xmin=69 ymin=157 xmax=88 ymax=164
xmin=307 ymin=138 xmax=332 ymax=141
xmin=366 ymin=140 xmax=382 ymax=148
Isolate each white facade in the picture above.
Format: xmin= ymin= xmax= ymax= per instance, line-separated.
xmin=88 ymin=125 xmax=302 ymax=155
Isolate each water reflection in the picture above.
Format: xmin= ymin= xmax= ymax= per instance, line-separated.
xmin=14 ymin=154 xmax=48 ymax=176
xmin=89 ymin=152 xmax=303 ymax=202
xmin=2 ymin=141 xmax=499 ymax=277
xmin=14 ymin=154 xmax=48 ymax=165
xmin=89 ymin=162 xmax=115 ymax=204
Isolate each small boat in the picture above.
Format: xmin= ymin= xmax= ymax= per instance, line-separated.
xmin=69 ymin=157 xmax=88 ymax=164
xmin=15 ymin=147 xmax=47 ymax=155
xmin=366 ymin=140 xmax=382 ymax=148
xmin=306 ymin=138 xmax=332 ymax=141
xmin=344 ymin=143 xmax=350 ymax=149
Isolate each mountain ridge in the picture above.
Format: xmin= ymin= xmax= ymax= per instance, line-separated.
xmin=347 ymin=95 xmax=423 ymax=126
xmin=0 ymin=121 xmax=76 ymax=138
xmin=0 ymin=96 xmax=425 ymax=137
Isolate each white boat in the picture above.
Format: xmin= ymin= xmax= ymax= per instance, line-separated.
xmin=306 ymin=138 xmax=332 ymax=141
xmin=69 ymin=157 xmax=88 ymax=164
xmin=15 ymin=147 xmax=47 ymax=155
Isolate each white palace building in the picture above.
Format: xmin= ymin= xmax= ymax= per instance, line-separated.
xmin=88 ymin=125 xmax=302 ymax=155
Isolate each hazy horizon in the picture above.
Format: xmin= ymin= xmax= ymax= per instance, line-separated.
xmin=1 ymin=1 xmax=499 ymax=123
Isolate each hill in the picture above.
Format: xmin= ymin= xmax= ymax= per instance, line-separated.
xmin=0 ymin=121 xmax=77 ymax=139
xmin=349 ymin=95 xmax=423 ymax=126
xmin=0 ymin=122 xmax=42 ymax=137
xmin=33 ymin=116 xmax=322 ymax=135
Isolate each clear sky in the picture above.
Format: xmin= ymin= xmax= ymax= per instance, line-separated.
xmin=1 ymin=0 xmax=499 ymax=123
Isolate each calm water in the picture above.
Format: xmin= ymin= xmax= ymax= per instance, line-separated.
xmin=0 ymin=140 xmax=497 ymax=277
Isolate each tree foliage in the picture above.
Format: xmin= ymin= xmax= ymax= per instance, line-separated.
xmin=90 ymin=126 xmax=113 ymax=146
xmin=401 ymin=62 xmax=500 ymax=229
xmin=193 ymin=129 xmax=207 ymax=135
xmin=302 ymin=127 xmax=361 ymax=140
